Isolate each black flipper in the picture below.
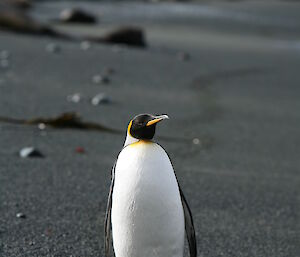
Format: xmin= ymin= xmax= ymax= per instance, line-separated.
xmin=179 ymin=186 xmax=197 ymax=257
xmin=104 ymin=163 xmax=116 ymax=257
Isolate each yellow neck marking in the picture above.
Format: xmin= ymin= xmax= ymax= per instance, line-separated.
xmin=129 ymin=140 xmax=152 ymax=147
xmin=127 ymin=120 xmax=133 ymax=136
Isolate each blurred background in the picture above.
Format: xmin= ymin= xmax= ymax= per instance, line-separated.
xmin=0 ymin=0 xmax=299 ymax=256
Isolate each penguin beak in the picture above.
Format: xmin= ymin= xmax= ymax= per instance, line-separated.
xmin=146 ymin=115 xmax=169 ymax=127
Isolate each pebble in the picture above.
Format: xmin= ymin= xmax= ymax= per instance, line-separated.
xmin=75 ymin=147 xmax=85 ymax=154
xmin=0 ymin=50 xmax=10 ymax=59
xmin=16 ymin=212 xmax=26 ymax=219
xmin=60 ymin=8 xmax=97 ymax=24
xmin=92 ymin=74 xmax=110 ymax=84
xmin=67 ymin=93 xmax=81 ymax=103
xmin=103 ymin=27 xmax=146 ymax=47
xmin=91 ymin=93 xmax=111 ymax=105
xmin=38 ymin=123 xmax=46 ymax=130
xmin=80 ymin=41 xmax=91 ymax=50
xmin=192 ymin=138 xmax=200 ymax=145
xmin=19 ymin=147 xmax=44 ymax=158
xmin=46 ymin=43 xmax=61 ymax=53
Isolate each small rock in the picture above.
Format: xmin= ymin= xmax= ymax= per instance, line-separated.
xmin=102 ymin=27 xmax=146 ymax=47
xmin=38 ymin=123 xmax=46 ymax=130
xmin=75 ymin=147 xmax=85 ymax=154
xmin=46 ymin=43 xmax=60 ymax=53
xmin=0 ymin=10 xmax=62 ymax=37
xmin=91 ymin=93 xmax=111 ymax=105
xmin=92 ymin=74 xmax=110 ymax=84
xmin=16 ymin=212 xmax=26 ymax=219
xmin=19 ymin=147 xmax=44 ymax=158
xmin=28 ymin=241 xmax=35 ymax=246
xmin=67 ymin=93 xmax=81 ymax=103
xmin=192 ymin=138 xmax=200 ymax=145
xmin=60 ymin=8 xmax=97 ymax=24
xmin=0 ymin=50 xmax=10 ymax=59
xmin=80 ymin=41 xmax=91 ymax=50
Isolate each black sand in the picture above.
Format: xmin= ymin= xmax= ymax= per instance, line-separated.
xmin=0 ymin=1 xmax=299 ymax=256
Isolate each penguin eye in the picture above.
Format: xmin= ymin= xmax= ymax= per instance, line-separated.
xmin=138 ymin=122 xmax=146 ymax=128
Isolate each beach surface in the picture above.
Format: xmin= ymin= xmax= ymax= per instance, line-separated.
xmin=0 ymin=1 xmax=300 ymax=256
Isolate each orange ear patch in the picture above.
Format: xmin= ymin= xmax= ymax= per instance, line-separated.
xmin=127 ymin=120 xmax=133 ymax=136
xmin=129 ymin=140 xmax=152 ymax=147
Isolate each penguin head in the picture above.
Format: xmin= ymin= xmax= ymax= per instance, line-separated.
xmin=124 ymin=114 xmax=169 ymax=146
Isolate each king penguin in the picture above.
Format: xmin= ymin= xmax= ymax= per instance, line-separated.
xmin=105 ymin=114 xmax=197 ymax=257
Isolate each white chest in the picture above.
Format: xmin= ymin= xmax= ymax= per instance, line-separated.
xmin=111 ymin=142 xmax=185 ymax=257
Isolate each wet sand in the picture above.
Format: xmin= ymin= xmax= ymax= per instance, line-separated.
xmin=0 ymin=1 xmax=300 ymax=256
